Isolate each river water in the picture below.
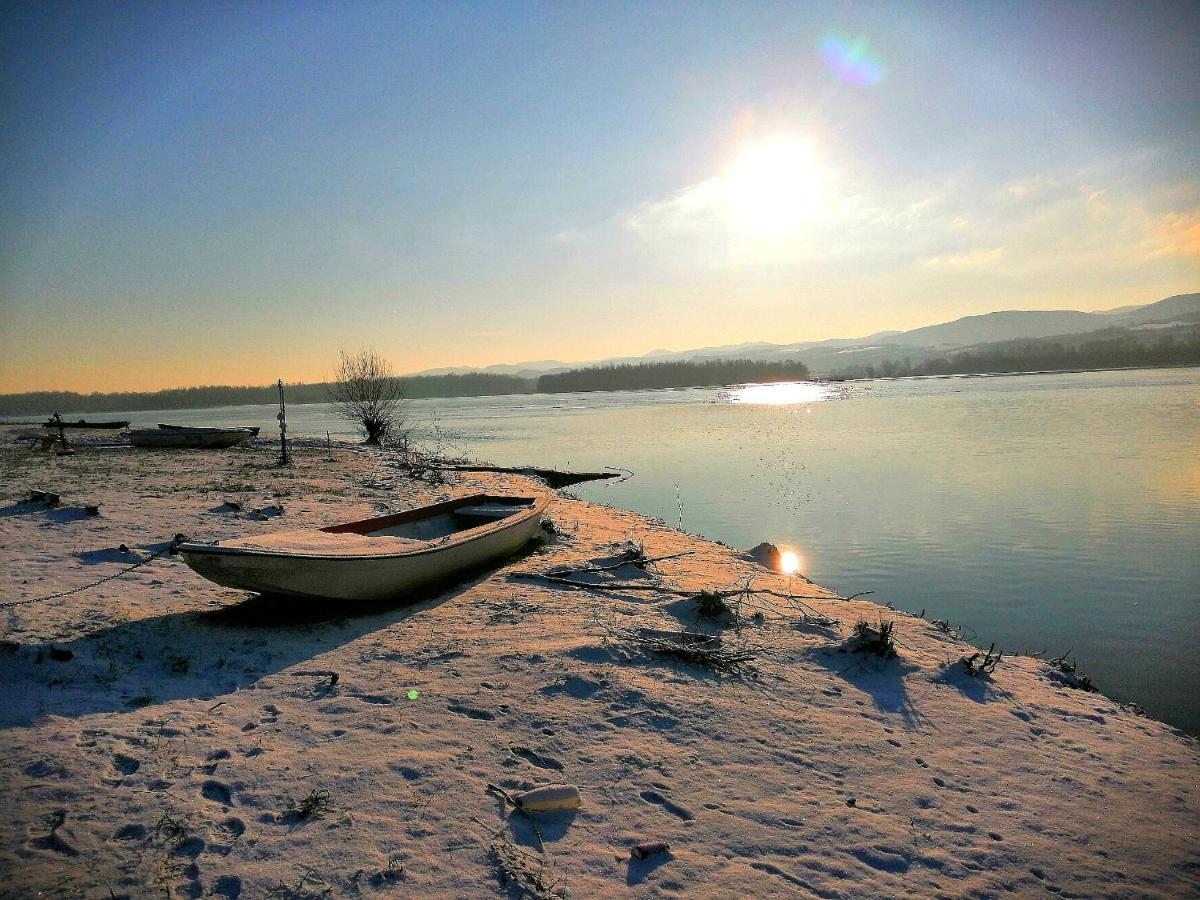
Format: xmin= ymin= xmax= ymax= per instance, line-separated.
xmin=41 ymin=368 xmax=1200 ymax=733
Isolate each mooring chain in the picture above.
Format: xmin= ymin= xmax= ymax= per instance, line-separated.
xmin=1 ymin=534 xmax=190 ymax=609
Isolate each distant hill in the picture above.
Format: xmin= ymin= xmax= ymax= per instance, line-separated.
xmin=891 ymin=310 xmax=1103 ymax=347
xmin=404 ymin=293 xmax=1198 ymax=378
xmin=1109 ymin=293 xmax=1200 ymax=325
xmin=874 ymin=295 xmax=1196 ymax=347
xmin=826 ymin=324 xmax=1200 ymax=380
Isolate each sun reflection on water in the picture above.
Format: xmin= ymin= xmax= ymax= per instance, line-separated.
xmin=780 ymin=550 xmax=802 ymax=575
xmin=728 ymin=381 xmax=830 ymax=405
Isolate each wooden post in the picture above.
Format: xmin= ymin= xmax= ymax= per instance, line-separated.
xmin=277 ymin=380 xmax=291 ymax=466
xmin=51 ymin=412 xmax=69 ymax=450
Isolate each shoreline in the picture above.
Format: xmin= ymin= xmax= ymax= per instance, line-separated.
xmin=4 ymin=363 xmax=1200 ymax=421
xmin=1 ymin=441 xmax=1197 ymax=895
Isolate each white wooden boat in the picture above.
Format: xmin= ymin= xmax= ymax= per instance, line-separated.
xmin=177 ymin=494 xmax=548 ymax=600
xmin=129 ymin=427 xmax=255 ymax=449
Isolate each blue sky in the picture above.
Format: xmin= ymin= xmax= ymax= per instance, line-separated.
xmin=1 ymin=1 xmax=1197 ymax=391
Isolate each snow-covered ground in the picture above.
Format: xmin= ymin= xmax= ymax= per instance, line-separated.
xmin=1 ymin=436 xmax=1196 ymax=897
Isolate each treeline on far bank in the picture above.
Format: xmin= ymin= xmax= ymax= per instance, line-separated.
xmin=0 ymin=358 xmax=819 ymax=416
xmin=0 ymin=372 xmax=532 ymax=417
xmin=828 ymin=334 xmax=1200 ymax=380
xmin=536 ymin=358 xmax=812 ymax=392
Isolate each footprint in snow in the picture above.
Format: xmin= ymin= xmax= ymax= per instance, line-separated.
xmin=749 ymin=862 xmax=824 ymax=893
xmin=508 ymin=746 xmax=564 ymax=771
xmin=217 ymin=817 xmax=245 ymax=838
xmin=173 ymin=836 xmax=206 ymax=858
xmin=31 ymin=831 xmax=78 ymax=856
xmin=211 ymin=817 xmax=245 ymax=853
xmin=447 ymin=702 xmax=495 ymax=721
xmin=640 ymin=790 xmax=693 ymax=821
xmin=201 ymin=780 xmax=233 ymax=805
xmin=24 ymin=760 xmax=69 ymax=779
xmin=112 ymin=823 xmax=147 ymax=841
xmin=849 ymin=845 xmax=911 ymax=874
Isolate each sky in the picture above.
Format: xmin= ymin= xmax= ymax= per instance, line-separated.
xmin=1 ymin=0 xmax=1197 ymax=393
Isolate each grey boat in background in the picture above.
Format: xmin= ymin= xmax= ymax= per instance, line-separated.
xmin=130 ymin=425 xmax=257 ymax=449
xmin=157 ymin=423 xmax=260 ymax=437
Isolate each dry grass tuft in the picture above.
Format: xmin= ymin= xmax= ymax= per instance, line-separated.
xmin=488 ymin=826 xmax=566 ymax=899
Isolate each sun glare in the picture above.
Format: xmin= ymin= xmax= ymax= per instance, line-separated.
xmin=780 ymin=550 xmax=802 ymax=575
xmin=726 ymin=138 xmax=822 ymax=236
xmin=730 ymin=381 xmax=828 ymax=405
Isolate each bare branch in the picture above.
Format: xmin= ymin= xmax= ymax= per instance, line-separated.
xmin=328 ymin=348 xmax=408 ymax=445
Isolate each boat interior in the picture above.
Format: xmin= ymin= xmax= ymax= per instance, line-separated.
xmin=352 ymin=499 xmax=535 ymax=541
xmin=185 ymin=496 xmax=541 ymax=557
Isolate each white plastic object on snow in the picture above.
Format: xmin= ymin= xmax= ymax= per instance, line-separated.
xmin=515 ymin=784 xmax=582 ymax=812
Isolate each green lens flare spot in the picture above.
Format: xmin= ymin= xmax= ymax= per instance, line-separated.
xmin=406 ymin=689 xmax=420 ymax=701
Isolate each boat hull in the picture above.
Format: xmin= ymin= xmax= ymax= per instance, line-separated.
xmin=179 ymin=496 xmax=547 ymax=601
xmin=130 ymin=428 xmax=254 ymax=449
xmin=42 ymin=420 xmax=130 ymax=430
xmin=158 ymin=423 xmax=260 ymax=437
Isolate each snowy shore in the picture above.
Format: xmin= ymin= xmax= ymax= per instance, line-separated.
xmin=1 ymin=436 xmax=1196 ymax=897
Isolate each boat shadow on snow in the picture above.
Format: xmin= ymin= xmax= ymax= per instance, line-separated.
xmin=0 ymin=547 xmax=546 ymax=729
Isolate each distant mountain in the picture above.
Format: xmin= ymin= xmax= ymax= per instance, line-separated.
xmin=403 ymin=293 xmax=1198 ymax=378
xmin=1109 ymin=293 xmax=1200 ymax=325
xmin=892 ymin=310 xmax=1103 ymax=347
xmin=411 ymin=359 xmax=573 ymax=378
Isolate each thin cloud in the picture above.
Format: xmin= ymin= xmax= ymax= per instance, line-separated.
xmin=625 ymin=177 xmax=729 ymax=235
xmin=1145 ymin=210 xmax=1200 ymax=259
xmin=623 ymin=155 xmax=1199 ymax=280
xmin=552 ymin=228 xmax=586 ymax=245
xmin=922 ymin=247 xmax=1005 ymax=269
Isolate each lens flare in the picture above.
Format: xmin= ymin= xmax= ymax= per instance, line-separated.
xmin=819 ymin=33 xmax=884 ymax=86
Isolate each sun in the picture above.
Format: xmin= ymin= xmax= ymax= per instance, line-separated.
xmin=725 ymin=137 xmax=822 ymax=236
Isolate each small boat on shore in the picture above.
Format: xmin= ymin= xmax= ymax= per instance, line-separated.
xmin=177 ymin=494 xmax=548 ymax=600
xmin=157 ymin=423 xmax=261 ymax=437
xmin=129 ymin=426 xmax=256 ymax=449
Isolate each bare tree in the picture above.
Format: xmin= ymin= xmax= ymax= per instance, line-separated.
xmin=329 ymin=348 xmax=407 ymax=445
